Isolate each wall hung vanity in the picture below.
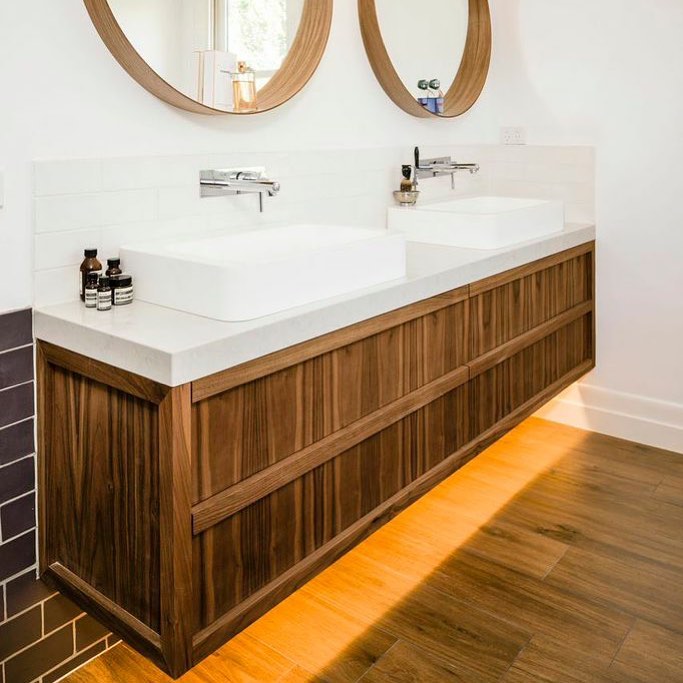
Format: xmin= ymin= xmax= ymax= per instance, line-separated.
xmin=36 ymin=225 xmax=595 ymax=678
xmin=83 ymin=0 xmax=333 ymax=114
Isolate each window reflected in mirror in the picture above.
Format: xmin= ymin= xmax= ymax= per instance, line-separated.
xmin=108 ymin=0 xmax=304 ymax=112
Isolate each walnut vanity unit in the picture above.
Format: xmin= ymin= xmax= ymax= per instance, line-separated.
xmin=35 ymin=228 xmax=595 ymax=678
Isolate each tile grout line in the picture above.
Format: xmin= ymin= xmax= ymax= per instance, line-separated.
xmin=49 ymin=636 xmax=112 ymax=683
xmin=0 ymin=343 xmax=34 ymax=358
xmin=0 ymin=618 xmax=81 ymax=668
xmin=0 ymin=452 xmax=36 ymax=471
xmin=0 ymin=379 xmax=34 ymax=395
xmin=0 ymin=582 xmax=58 ymax=626
xmin=0 ymin=415 xmax=34 ymax=434
xmin=0 ymin=488 xmax=36 ymax=513
xmin=0 ymin=522 xmax=35 ymax=549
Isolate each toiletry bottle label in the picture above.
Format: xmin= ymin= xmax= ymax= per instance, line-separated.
xmin=97 ymin=290 xmax=112 ymax=311
xmin=113 ymin=287 xmax=134 ymax=306
xmin=85 ymin=289 xmax=98 ymax=308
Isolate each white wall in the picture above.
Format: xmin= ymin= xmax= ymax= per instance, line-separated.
xmin=0 ymin=0 xmax=497 ymax=314
xmin=491 ymin=0 xmax=683 ymax=450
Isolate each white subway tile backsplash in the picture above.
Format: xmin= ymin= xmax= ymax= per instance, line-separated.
xmin=32 ymin=145 xmax=596 ymax=307
xmin=34 ymin=159 xmax=102 ymax=197
xmin=35 ymin=189 xmax=156 ymax=233
xmin=34 ymin=267 xmax=79 ymax=307
xmin=99 ymin=189 xmax=157 ymax=226
xmin=34 ymin=228 xmax=102 ymax=271
xmin=102 ymin=155 xmax=206 ymax=191
xmin=35 ymin=193 xmax=103 ymax=232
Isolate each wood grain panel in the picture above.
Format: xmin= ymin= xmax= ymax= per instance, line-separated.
xmin=192 ymin=365 xmax=470 ymax=533
xmin=191 ymin=287 xmax=469 ymax=401
xmin=471 ymin=316 xmax=592 ymax=439
xmin=470 ymin=250 xmax=593 ymax=358
xmin=39 ymin=354 xmax=162 ymax=632
xmin=192 ymin=298 xmax=469 ymax=503
xmin=40 ymin=340 xmax=168 ymax=404
xmin=193 ymin=384 xmax=470 ymax=629
xmin=158 ymin=386 xmax=193 ymax=677
xmin=43 ymin=562 xmax=163 ymax=668
xmin=469 ymin=243 xmax=594 ymax=297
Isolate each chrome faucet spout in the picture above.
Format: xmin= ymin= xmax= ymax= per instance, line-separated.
xmin=412 ymin=147 xmax=480 ymax=188
xmin=200 ymin=168 xmax=280 ymax=212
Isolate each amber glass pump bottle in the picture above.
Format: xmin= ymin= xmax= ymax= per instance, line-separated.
xmin=79 ymin=249 xmax=102 ymax=302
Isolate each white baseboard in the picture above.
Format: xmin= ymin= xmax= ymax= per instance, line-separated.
xmin=535 ymin=383 xmax=683 ymax=455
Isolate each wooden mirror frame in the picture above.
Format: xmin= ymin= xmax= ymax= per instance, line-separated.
xmin=83 ymin=0 xmax=334 ymax=115
xmin=358 ymin=0 xmax=491 ymax=119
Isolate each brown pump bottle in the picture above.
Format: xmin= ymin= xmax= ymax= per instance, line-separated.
xmin=79 ymin=249 xmax=102 ymax=301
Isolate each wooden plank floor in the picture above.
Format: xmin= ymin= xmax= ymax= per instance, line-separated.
xmin=65 ymin=418 xmax=683 ymax=683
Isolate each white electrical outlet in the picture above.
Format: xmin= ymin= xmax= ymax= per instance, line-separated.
xmin=501 ymin=127 xmax=527 ymax=146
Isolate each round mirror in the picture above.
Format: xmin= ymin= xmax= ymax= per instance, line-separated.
xmin=84 ymin=0 xmax=333 ymax=115
xmin=358 ymin=0 xmax=491 ymax=118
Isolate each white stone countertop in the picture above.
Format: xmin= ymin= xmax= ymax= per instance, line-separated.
xmin=34 ymin=224 xmax=595 ymax=387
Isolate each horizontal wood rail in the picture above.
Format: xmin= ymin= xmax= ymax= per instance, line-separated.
xmin=192 ymin=300 xmax=591 ymax=534
xmin=468 ymin=301 xmax=593 ymax=378
xmin=40 ymin=341 xmax=169 ymax=404
xmin=191 ymin=287 xmax=469 ymax=402
xmin=45 ymin=563 xmax=163 ymax=665
xmin=469 ymin=242 xmax=594 ymax=296
xmin=192 ymin=358 xmax=592 ymax=662
xmin=192 ymin=365 xmax=471 ymax=534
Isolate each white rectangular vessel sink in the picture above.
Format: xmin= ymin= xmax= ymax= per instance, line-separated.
xmin=388 ymin=196 xmax=565 ymax=250
xmin=121 ymin=225 xmax=406 ymax=321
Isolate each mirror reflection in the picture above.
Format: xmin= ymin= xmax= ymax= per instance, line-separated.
xmin=109 ymin=0 xmax=304 ymax=112
xmin=375 ymin=0 xmax=469 ymax=115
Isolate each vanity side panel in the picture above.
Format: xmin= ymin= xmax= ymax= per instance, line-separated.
xmin=192 ymin=299 xmax=470 ymax=503
xmin=38 ymin=351 xmax=162 ymax=633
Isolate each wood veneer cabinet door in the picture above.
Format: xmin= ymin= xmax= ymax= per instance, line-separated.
xmin=191 ymin=296 xmax=471 ymax=503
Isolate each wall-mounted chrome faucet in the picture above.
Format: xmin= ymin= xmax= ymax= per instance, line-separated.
xmin=200 ymin=168 xmax=280 ymax=213
xmin=413 ymin=147 xmax=479 ymax=190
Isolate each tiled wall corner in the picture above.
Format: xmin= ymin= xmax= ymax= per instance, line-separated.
xmin=0 ymin=309 xmax=119 ymax=683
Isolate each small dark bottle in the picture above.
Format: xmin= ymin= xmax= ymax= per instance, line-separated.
xmin=79 ymin=249 xmax=102 ymax=302
xmin=106 ymin=257 xmax=122 ymax=278
xmin=97 ymin=276 xmax=112 ymax=312
xmin=84 ymin=272 xmax=99 ymax=309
